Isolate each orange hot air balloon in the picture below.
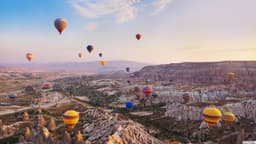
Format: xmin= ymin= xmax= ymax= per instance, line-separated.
xmin=227 ymin=72 xmax=235 ymax=81
xmin=78 ymin=52 xmax=82 ymax=58
xmin=54 ymin=18 xmax=67 ymax=34
xmin=26 ymin=53 xmax=33 ymax=61
xmin=63 ymin=110 xmax=79 ymax=129
xmin=100 ymin=60 xmax=106 ymax=66
xmin=136 ymin=33 xmax=141 ymax=40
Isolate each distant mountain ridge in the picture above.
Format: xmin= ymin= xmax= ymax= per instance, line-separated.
xmin=133 ymin=61 xmax=256 ymax=87
xmin=0 ymin=61 xmax=150 ymax=74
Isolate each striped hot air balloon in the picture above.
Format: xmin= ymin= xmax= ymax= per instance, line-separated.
xmin=222 ymin=112 xmax=236 ymax=124
xmin=63 ymin=110 xmax=79 ymax=129
xmin=202 ymin=107 xmax=222 ymax=127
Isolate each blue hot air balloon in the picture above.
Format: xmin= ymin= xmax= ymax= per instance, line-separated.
xmin=9 ymin=94 xmax=17 ymax=100
xmin=126 ymin=101 xmax=134 ymax=109
xmin=152 ymin=93 xmax=158 ymax=98
xmin=86 ymin=45 xmax=94 ymax=53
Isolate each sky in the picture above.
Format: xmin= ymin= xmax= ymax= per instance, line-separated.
xmin=0 ymin=0 xmax=256 ymax=64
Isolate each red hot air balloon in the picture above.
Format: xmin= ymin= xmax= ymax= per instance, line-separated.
xmin=136 ymin=33 xmax=141 ymax=40
xmin=54 ymin=18 xmax=67 ymax=34
xmin=26 ymin=53 xmax=33 ymax=62
xmin=43 ymin=82 xmax=51 ymax=89
xmin=78 ymin=52 xmax=82 ymax=58
xmin=143 ymin=86 xmax=153 ymax=96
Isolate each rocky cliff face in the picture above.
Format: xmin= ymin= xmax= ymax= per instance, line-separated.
xmin=164 ymin=100 xmax=256 ymax=123
xmin=80 ymin=108 xmax=163 ymax=144
xmin=133 ymin=61 xmax=256 ymax=89
xmin=0 ymin=107 xmax=164 ymax=144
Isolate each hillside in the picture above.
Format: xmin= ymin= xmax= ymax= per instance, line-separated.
xmin=133 ymin=61 xmax=256 ymax=86
xmin=0 ymin=61 xmax=149 ymax=74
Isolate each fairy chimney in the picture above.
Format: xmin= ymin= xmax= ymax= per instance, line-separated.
xmin=63 ymin=131 xmax=72 ymax=144
xmin=38 ymin=115 xmax=46 ymax=128
xmin=74 ymin=130 xmax=84 ymax=144
xmin=25 ymin=127 xmax=31 ymax=141
xmin=0 ymin=119 xmax=3 ymax=129
xmin=47 ymin=117 xmax=56 ymax=132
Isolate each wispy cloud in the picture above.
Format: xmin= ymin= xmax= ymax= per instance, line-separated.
xmin=70 ymin=0 xmax=173 ymax=23
xmin=85 ymin=22 xmax=98 ymax=31
xmin=153 ymin=0 xmax=173 ymax=14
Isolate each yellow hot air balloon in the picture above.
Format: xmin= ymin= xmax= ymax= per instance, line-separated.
xmin=222 ymin=112 xmax=236 ymax=124
xmin=100 ymin=60 xmax=106 ymax=66
xmin=203 ymin=107 xmax=222 ymax=127
xmin=227 ymin=72 xmax=235 ymax=81
xmin=63 ymin=110 xmax=79 ymax=129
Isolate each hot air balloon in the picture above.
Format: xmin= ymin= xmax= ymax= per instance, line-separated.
xmin=126 ymin=67 xmax=130 ymax=73
xmin=8 ymin=94 xmax=17 ymax=100
xmin=78 ymin=52 xmax=82 ymax=58
xmin=26 ymin=53 xmax=33 ymax=62
xmin=63 ymin=110 xmax=79 ymax=129
xmin=222 ymin=112 xmax=236 ymax=124
xmin=127 ymin=80 xmax=131 ymax=84
xmin=143 ymin=86 xmax=153 ymax=96
xmin=126 ymin=101 xmax=134 ymax=109
xmin=152 ymin=93 xmax=158 ymax=98
xmin=202 ymin=107 xmax=222 ymax=127
xmin=43 ymin=82 xmax=51 ymax=89
xmin=136 ymin=33 xmax=141 ymax=40
xmin=227 ymin=72 xmax=235 ymax=81
xmin=99 ymin=53 xmax=102 ymax=57
xmin=86 ymin=45 xmax=94 ymax=53
xmin=54 ymin=18 xmax=67 ymax=34
xmin=182 ymin=93 xmax=191 ymax=103
xmin=100 ymin=60 xmax=106 ymax=66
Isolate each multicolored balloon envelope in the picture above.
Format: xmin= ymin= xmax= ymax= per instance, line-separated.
xmin=202 ymin=107 xmax=222 ymax=127
xmin=26 ymin=53 xmax=33 ymax=62
xmin=54 ymin=18 xmax=67 ymax=34
xmin=63 ymin=110 xmax=79 ymax=129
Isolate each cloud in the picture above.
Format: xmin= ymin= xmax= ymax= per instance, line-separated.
xmin=70 ymin=0 xmax=173 ymax=23
xmin=153 ymin=0 xmax=173 ymax=14
xmin=85 ymin=22 xmax=98 ymax=31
